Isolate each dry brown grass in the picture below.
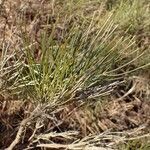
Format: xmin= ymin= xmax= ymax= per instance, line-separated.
xmin=0 ymin=0 xmax=150 ymax=149
xmin=1 ymin=76 xmax=150 ymax=149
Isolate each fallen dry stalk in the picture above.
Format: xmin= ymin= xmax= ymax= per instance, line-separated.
xmin=5 ymin=118 xmax=30 ymax=150
xmin=5 ymin=105 xmax=42 ymax=150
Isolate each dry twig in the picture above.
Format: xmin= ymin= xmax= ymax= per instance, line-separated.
xmin=5 ymin=105 xmax=42 ymax=150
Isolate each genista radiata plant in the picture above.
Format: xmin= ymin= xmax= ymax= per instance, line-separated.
xmin=1 ymin=11 xmax=149 ymax=105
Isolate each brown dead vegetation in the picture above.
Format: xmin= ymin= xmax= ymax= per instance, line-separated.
xmin=0 ymin=75 xmax=150 ymax=149
xmin=0 ymin=0 xmax=150 ymax=150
